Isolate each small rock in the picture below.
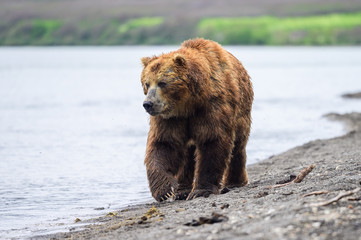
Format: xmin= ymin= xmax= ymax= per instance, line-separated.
xmin=276 ymin=175 xmax=296 ymax=184
xmin=312 ymin=222 xmax=322 ymax=228
xmin=207 ymin=234 xmax=216 ymax=240
xmin=222 ymin=223 xmax=232 ymax=230
xmin=255 ymin=191 xmax=269 ymax=198
xmin=286 ymin=225 xmax=294 ymax=231
xmin=176 ymin=208 xmax=186 ymax=213
xmin=185 ymin=229 xmax=198 ymax=235
xmin=312 ymin=207 xmax=318 ymax=213
xmin=266 ymin=208 xmax=276 ymax=215
xmin=220 ymin=203 xmax=229 ymax=209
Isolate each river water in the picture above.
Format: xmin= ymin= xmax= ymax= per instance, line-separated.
xmin=0 ymin=46 xmax=361 ymax=239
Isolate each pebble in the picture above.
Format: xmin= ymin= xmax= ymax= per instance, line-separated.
xmin=312 ymin=222 xmax=322 ymax=228
xmin=266 ymin=208 xmax=276 ymax=215
xmin=286 ymin=225 xmax=294 ymax=231
xmin=175 ymin=208 xmax=185 ymax=213
xmin=206 ymin=234 xmax=216 ymax=240
xmin=221 ymin=223 xmax=231 ymax=230
xmin=220 ymin=203 xmax=229 ymax=209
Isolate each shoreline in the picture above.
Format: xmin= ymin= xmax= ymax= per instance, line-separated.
xmin=41 ymin=96 xmax=361 ymax=240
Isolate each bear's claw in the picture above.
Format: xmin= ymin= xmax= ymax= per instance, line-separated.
xmin=156 ymin=187 xmax=176 ymax=202
xmin=159 ymin=191 xmax=174 ymax=202
xmin=150 ymin=174 xmax=178 ymax=202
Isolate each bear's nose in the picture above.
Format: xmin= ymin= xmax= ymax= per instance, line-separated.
xmin=143 ymin=101 xmax=154 ymax=111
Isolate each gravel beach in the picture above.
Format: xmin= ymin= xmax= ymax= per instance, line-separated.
xmin=42 ymin=95 xmax=361 ymax=240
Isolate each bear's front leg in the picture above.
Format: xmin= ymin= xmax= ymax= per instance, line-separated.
xmin=187 ymin=138 xmax=232 ymax=200
xmin=146 ymin=167 xmax=178 ymax=202
xmin=145 ymin=141 xmax=182 ymax=202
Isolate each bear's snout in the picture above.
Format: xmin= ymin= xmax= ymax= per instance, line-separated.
xmin=143 ymin=101 xmax=154 ymax=113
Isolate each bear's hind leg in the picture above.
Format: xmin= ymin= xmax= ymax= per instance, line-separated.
xmin=175 ymin=145 xmax=195 ymax=200
xmin=223 ymin=139 xmax=248 ymax=188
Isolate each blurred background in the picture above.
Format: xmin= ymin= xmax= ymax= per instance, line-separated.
xmin=1 ymin=0 xmax=361 ymax=46
xmin=1 ymin=1 xmax=361 ymax=239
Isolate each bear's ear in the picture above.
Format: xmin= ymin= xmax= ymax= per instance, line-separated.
xmin=173 ymin=55 xmax=187 ymax=67
xmin=141 ymin=57 xmax=152 ymax=67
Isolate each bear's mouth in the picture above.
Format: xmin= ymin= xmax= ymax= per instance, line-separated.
xmin=145 ymin=106 xmax=165 ymax=116
xmin=148 ymin=110 xmax=160 ymax=116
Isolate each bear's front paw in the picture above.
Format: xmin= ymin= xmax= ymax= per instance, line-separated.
xmin=175 ymin=188 xmax=192 ymax=200
xmin=151 ymin=178 xmax=178 ymax=202
xmin=186 ymin=186 xmax=219 ymax=200
xmin=154 ymin=186 xmax=176 ymax=202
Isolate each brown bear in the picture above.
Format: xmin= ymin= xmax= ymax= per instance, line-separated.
xmin=140 ymin=38 xmax=253 ymax=202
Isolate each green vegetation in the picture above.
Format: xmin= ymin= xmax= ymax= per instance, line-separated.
xmin=0 ymin=17 xmax=168 ymax=45
xmin=31 ymin=20 xmax=62 ymax=44
xmin=118 ymin=17 xmax=163 ymax=34
xmin=198 ymin=12 xmax=361 ymax=45
xmin=2 ymin=19 xmax=62 ymax=45
xmin=1 ymin=12 xmax=361 ymax=45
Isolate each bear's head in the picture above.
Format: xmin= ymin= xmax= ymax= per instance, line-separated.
xmin=140 ymin=53 xmax=200 ymax=118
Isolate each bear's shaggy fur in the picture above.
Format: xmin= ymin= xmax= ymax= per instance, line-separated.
xmin=140 ymin=38 xmax=253 ymax=202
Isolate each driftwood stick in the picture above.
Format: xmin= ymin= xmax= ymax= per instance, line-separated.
xmin=310 ymin=188 xmax=360 ymax=207
xmin=271 ymin=182 xmax=293 ymax=188
xmin=270 ymin=164 xmax=316 ymax=189
xmin=293 ymin=164 xmax=316 ymax=183
xmin=302 ymin=190 xmax=329 ymax=198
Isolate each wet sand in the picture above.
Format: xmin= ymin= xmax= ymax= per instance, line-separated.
xmin=42 ymin=94 xmax=361 ymax=240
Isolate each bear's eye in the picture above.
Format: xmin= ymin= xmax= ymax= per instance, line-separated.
xmin=158 ymin=82 xmax=166 ymax=88
xmin=145 ymin=83 xmax=150 ymax=89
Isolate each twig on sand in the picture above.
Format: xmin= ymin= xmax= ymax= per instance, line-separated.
xmin=310 ymin=188 xmax=360 ymax=207
xmin=302 ymin=190 xmax=329 ymax=198
xmin=269 ymin=164 xmax=316 ymax=189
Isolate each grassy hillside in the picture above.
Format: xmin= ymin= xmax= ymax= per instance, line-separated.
xmin=1 ymin=0 xmax=361 ymax=45
xmin=199 ymin=12 xmax=361 ymax=45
